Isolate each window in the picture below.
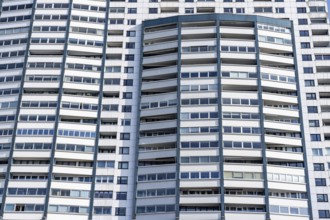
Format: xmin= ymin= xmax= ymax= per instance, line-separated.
xmin=316 ymin=55 xmax=330 ymax=61
xmin=302 ymin=55 xmax=312 ymax=61
xmin=254 ymin=7 xmax=272 ymax=13
xmin=122 ymin=105 xmax=132 ymax=112
xmin=127 ymin=8 xmax=137 ymax=13
xmin=117 ymin=176 xmax=128 ymax=184
xmin=304 ymin=67 xmax=313 ymax=74
xmin=317 ymin=194 xmax=328 ymax=202
xmin=311 ymin=134 xmax=321 ymax=142
xmin=118 ymin=162 xmax=128 ymax=169
xmin=314 ymin=163 xmax=325 ymax=171
xmin=126 ymin=42 xmax=135 ymax=49
xmin=236 ymin=8 xmax=245 ymax=13
xmin=316 ymin=178 xmax=327 ymax=186
xmin=309 ymin=120 xmax=320 ymax=127
xmin=127 ymin=31 xmax=136 ymax=37
xmin=120 ymin=133 xmax=130 ymax=140
xmin=94 ymin=191 xmax=113 ymax=199
xmin=308 ymin=106 xmax=318 ymax=113
xmin=121 ymin=119 xmax=131 ymax=126
xmin=300 ymin=30 xmax=309 ymax=36
xmin=123 ymin=79 xmax=133 ymax=86
xmin=301 ymin=42 xmax=310 ymax=49
xmin=125 ymin=55 xmax=134 ymax=61
xmin=109 ymin=19 xmax=124 ymax=25
xmin=224 ymin=8 xmax=233 ymax=13
xmin=115 ymin=207 xmax=126 ymax=216
xmin=319 ymin=210 xmax=330 ymax=218
xmin=185 ymin=8 xmax=194 ymax=13
xmin=119 ymin=147 xmax=129 ymax=154
xmin=306 ymin=93 xmax=316 ymax=100
xmin=297 ymin=7 xmax=306 ymax=13
xmin=127 ymin=19 xmax=136 ymax=25
xmin=149 ymin=8 xmax=158 ymax=13
xmin=298 ymin=19 xmax=308 ymax=25
xmin=97 ymin=161 xmax=115 ymax=168
xmin=123 ymin=92 xmax=132 ymax=99
xmin=275 ymin=8 xmax=285 ymax=13
xmin=95 ymin=176 xmax=114 ymax=183
xmin=310 ymin=6 xmax=326 ymax=12
xmin=312 ymin=148 xmax=323 ymax=156
xmin=106 ymin=66 xmax=121 ymax=72
xmin=305 ymin=80 xmax=315 ymax=87
xmin=124 ymin=67 xmax=134 ymax=73
xmin=116 ymin=192 xmax=127 ymax=200
xmin=94 ymin=207 xmax=112 ymax=215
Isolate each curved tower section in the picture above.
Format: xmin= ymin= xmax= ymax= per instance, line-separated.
xmin=136 ymin=14 xmax=310 ymax=220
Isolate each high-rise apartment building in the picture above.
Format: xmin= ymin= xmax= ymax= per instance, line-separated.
xmin=0 ymin=0 xmax=329 ymax=219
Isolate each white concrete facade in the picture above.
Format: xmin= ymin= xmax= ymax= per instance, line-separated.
xmin=0 ymin=0 xmax=329 ymax=219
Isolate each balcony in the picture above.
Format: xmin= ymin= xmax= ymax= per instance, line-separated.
xmin=270 ymin=214 xmax=309 ymax=220
xmin=141 ymin=106 xmax=177 ymax=117
xmin=13 ymin=151 xmax=50 ymax=158
xmin=54 ymin=151 xmax=93 ymax=161
xmin=263 ymin=106 xmax=299 ymax=118
xmin=221 ymin=26 xmax=254 ymax=35
xmin=262 ymin=93 xmax=298 ymax=104
xmin=224 ymin=179 xmax=263 ymax=189
xmin=182 ymin=26 xmax=216 ymax=35
xmin=144 ymin=41 xmax=178 ymax=52
xmin=180 ymin=212 xmax=221 ymax=220
xmin=181 ymin=52 xmax=217 ymax=61
xmin=223 ymin=149 xmax=262 ymax=158
xmin=261 ymin=80 xmax=296 ymax=91
xmin=59 ymin=109 xmax=98 ymax=118
xmin=265 ymin=135 xmax=301 ymax=146
xmin=3 ymin=213 xmax=44 ymax=220
xmin=142 ymin=78 xmax=177 ymax=92
xmin=268 ymin=181 xmax=306 ymax=192
xmin=264 ymin=121 xmax=300 ymax=132
xmin=10 ymin=165 xmax=49 ymax=173
xmin=222 ymin=78 xmax=257 ymax=88
xmin=180 ymin=194 xmax=220 ymax=204
xmin=225 ymin=212 xmax=266 ymax=220
xmin=225 ymin=195 xmax=264 ymax=205
xmin=24 ymin=81 xmax=60 ymax=89
xmin=67 ymin=44 xmax=103 ymax=55
xmin=140 ymin=120 xmax=177 ymax=131
xmin=143 ymin=53 xmax=178 ymax=65
xmin=63 ymin=82 xmax=99 ymax=92
xmin=266 ymin=150 xmax=303 ymax=161
xmin=258 ymin=42 xmax=292 ymax=53
xmin=180 ymin=179 xmax=220 ymax=188
xmin=221 ymin=52 xmax=256 ymax=61
xmin=138 ymin=148 xmax=176 ymax=160
xmin=224 ymin=164 xmax=262 ymax=173
xmin=137 ymin=164 xmax=176 ymax=175
xmin=52 ymin=165 xmax=93 ymax=176
xmin=269 ymin=197 xmax=308 ymax=207
xmin=143 ymin=66 xmax=177 ymax=79
xmin=29 ymin=44 xmax=64 ymax=54
xmin=139 ymin=134 xmax=177 ymax=145
xmin=144 ymin=28 xmax=178 ymax=41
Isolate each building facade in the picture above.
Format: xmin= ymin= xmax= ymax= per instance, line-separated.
xmin=0 ymin=0 xmax=329 ymax=220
